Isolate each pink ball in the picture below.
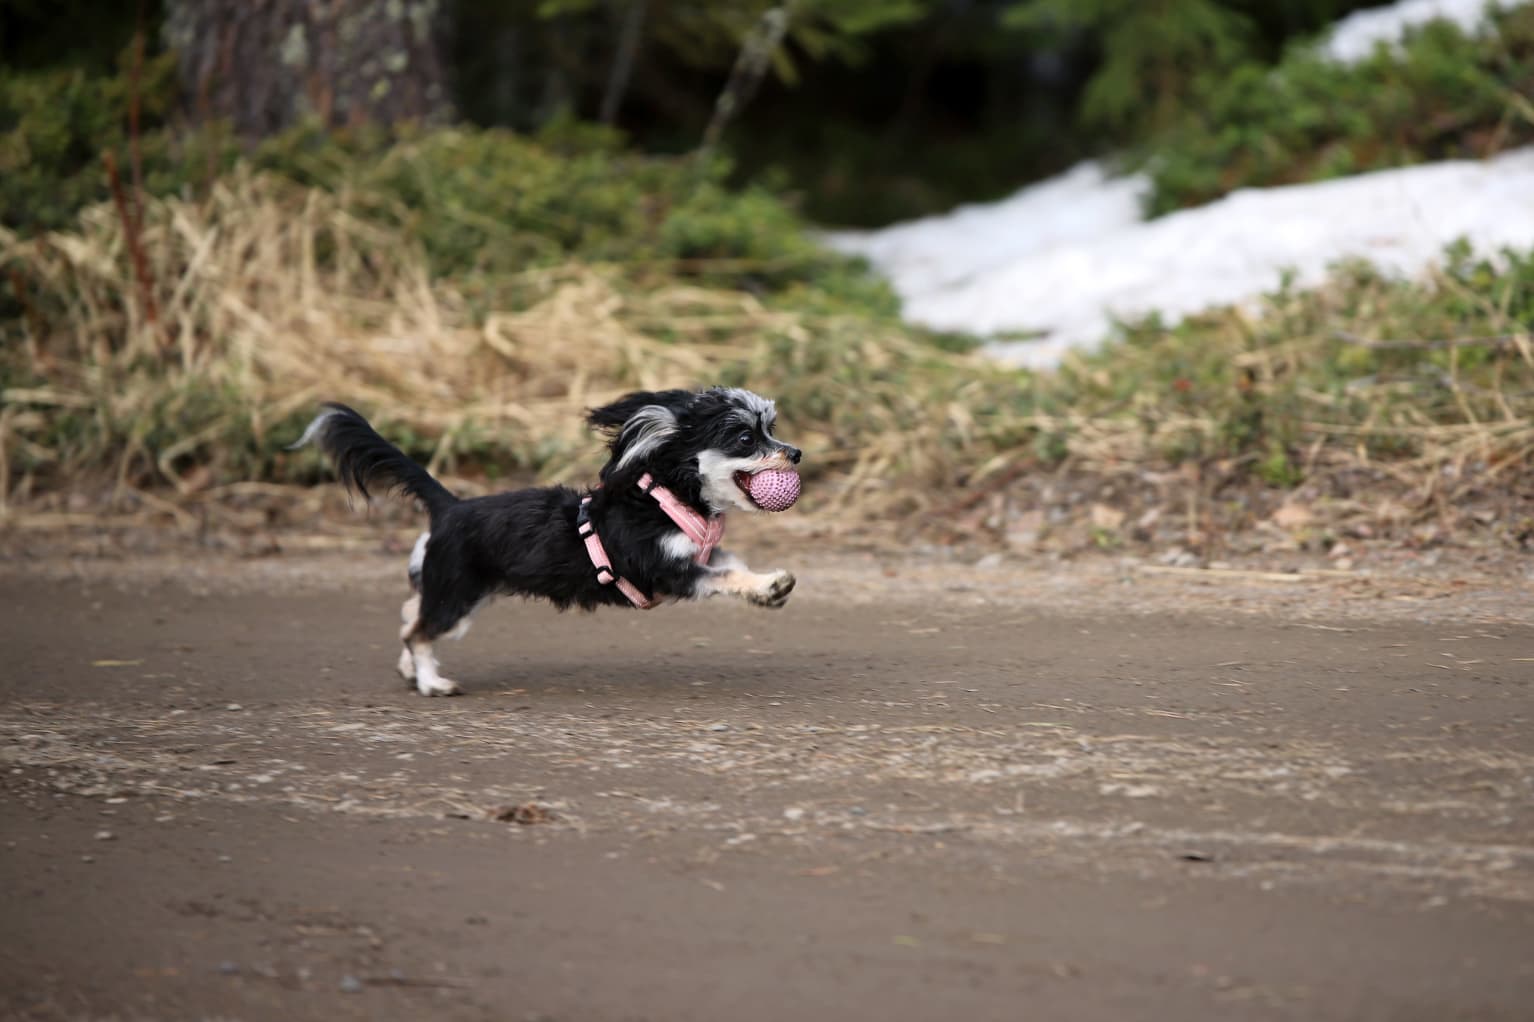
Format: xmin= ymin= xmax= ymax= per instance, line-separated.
xmin=746 ymin=468 xmax=801 ymax=512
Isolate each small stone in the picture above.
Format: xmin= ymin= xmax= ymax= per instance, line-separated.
xmin=1272 ymin=503 xmax=1313 ymax=530
xmin=94 ymin=830 xmax=115 ymax=841
xmin=783 ymin=807 xmax=806 ymax=822
xmin=708 ymin=723 xmax=730 ymax=732
xmin=218 ymin=961 xmax=240 ymax=975
xmin=80 ymin=854 xmax=95 ymax=864
xmin=339 ymin=974 xmax=364 ymax=994
xmin=1089 ymin=503 xmax=1125 ymax=532
xmin=225 ymin=703 xmax=243 ymax=712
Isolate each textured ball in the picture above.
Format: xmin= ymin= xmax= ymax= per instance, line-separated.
xmin=747 ymin=468 xmax=801 ymax=512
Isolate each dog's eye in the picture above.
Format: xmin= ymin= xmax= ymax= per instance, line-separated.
xmin=735 ymin=430 xmax=755 ymax=449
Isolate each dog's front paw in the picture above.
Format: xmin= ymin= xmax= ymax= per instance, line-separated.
xmin=749 ymin=570 xmax=796 ymax=609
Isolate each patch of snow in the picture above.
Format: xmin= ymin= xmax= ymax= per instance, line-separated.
xmin=821 ymin=162 xmax=1146 ymax=311
xmin=833 ymin=149 xmax=1534 ymax=369
xmin=822 ymin=0 xmax=1534 ymax=369
xmin=1322 ymin=0 xmax=1507 ymax=62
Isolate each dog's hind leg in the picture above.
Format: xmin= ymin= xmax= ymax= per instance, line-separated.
xmin=397 ymin=593 xmax=421 ymax=683
xmin=401 ymin=613 xmax=463 ymax=697
xmin=397 ymin=531 xmax=470 ymax=695
xmin=395 ymin=533 xmax=431 ymax=683
xmin=407 ymin=531 xmax=429 ymax=592
xmin=403 ymin=635 xmax=460 ymax=697
xmin=399 ymin=570 xmax=487 ymax=697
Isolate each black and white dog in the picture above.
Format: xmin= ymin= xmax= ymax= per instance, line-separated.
xmin=293 ymin=387 xmax=801 ymax=695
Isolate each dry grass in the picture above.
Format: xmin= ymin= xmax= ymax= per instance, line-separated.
xmin=2 ymin=170 xmax=1530 ymax=554
xmin=1 ymin=171 xmax=1019 ymax=516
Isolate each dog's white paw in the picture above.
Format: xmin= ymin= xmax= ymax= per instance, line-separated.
xmin=397 ymin=647 xmax=417 ymax=682
xmin=748 ymin=570 xmax=796 ymax=609
xmin=416 ymin=675 xmax=462 ymax=697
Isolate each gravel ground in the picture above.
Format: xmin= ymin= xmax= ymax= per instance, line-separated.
xmin=1 ymin=526 xmax=1531 ymax=1021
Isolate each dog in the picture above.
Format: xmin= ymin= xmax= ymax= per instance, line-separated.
xmin=292 ymin=387 xmax=801 ymax=696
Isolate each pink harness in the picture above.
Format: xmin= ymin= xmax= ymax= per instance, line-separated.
xmin=578 ymin=473 xmax=725 ymax=609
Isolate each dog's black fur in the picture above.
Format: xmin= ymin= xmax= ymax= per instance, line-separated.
xmin=293 ymin=387 xmax=801 ymax=695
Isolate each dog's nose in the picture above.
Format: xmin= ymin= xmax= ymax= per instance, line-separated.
xmin=785 ymin=445 xmax=802 ymax=465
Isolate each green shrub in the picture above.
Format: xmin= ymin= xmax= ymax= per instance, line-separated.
xmin=326 ymin=127 xmax=882 ymax=303
xmin=1141 ymin=6 xmax=1534 ymax=215
xmin=0 ymin=57 xmax=896 ymax=315
xmin=0 ymin=52 xmax=182 ymax=232
xmin=1043 ymin=242 xmax=1534 ymax=481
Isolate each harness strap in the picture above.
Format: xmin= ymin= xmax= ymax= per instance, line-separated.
xmin=639 ymin=473 xmax=725 ymax=562
xmin=579 ymin=497 xmax=658 ymax=610
xmin=580 ymin=476 xmax=726 ymax=610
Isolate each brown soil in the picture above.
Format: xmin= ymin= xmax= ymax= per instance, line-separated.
xmin=2 ymin=527 xmax=1532 ymax=1021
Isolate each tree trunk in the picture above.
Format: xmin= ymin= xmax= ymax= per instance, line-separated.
xmin=599 ymin=0 xmax=646 ymax=125
xmin=163 ymin=0 xmax=451 ymax=139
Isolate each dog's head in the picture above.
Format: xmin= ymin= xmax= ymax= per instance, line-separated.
xmin=588 ymin=388 xmax=801 ymax=514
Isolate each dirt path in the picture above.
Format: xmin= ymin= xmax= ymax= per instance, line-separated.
xmin=2 ymin=545 xmax=1532 ymax=1021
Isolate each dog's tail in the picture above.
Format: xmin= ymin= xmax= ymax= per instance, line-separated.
xmin=290 ymin=403 xmax=458 ymax=520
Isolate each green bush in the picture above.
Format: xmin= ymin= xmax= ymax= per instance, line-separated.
xmin=326 ymin=126 xmax=890 ymax=306
xmin=1141 ymin=5 xmax=1534 ymax=215
xmin=0 ymin=57 xmax=896 ymax=315
xmin=0 ymin=52 xmax=182 ymax=232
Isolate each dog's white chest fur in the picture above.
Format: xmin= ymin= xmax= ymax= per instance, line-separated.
xmin=660 ymin=530 xmax=699 ymax=561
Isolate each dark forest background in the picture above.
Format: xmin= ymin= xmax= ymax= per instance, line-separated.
xmin=1 ymin=0 xmax=1393 ymax=226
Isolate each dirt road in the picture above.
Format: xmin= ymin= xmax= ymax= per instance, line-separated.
xmin=2 ymin=544 xmax=1532 ymax=1021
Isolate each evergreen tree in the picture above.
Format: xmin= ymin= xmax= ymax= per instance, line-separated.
xmin=1005 ymin=0 xmax=1254 ymax=135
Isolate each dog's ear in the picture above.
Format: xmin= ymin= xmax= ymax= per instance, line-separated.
xmin=589 ymin=390 xmax=697 ymax=474
xmin=587 ymin=389 xmax=694 ymax=433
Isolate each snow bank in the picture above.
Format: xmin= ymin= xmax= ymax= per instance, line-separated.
xmin=1322 ymin=0 xmax=1504 ymax=62
xmin=821 ymin=163 xmax=1146 ymax=312
xmin=828 ymin=149 xmax=1534 ymax=368
xmin=822 ymin=0 xmax=1534 ymax=368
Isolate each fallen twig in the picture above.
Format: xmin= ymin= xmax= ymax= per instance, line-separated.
xmin=102 ymin=149 xmax=171 ymax=356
